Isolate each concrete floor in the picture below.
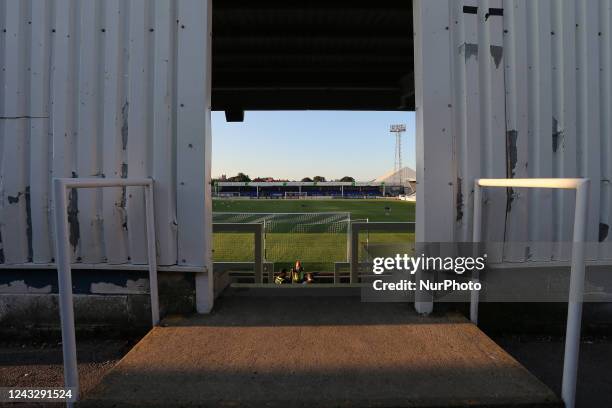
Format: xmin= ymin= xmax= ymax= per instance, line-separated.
xmin=81 ymin=296 xmax=561 ymax=407
xmin=495 ymin=335 xmax=612 ymax=408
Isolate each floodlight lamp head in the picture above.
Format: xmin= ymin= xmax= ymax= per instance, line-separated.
xmin=390 ymin=124 xmax=406 ymax=133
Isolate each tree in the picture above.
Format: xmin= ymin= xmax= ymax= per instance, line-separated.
xmin=301 ymin=177 xmax=313 ymax=182
xmin=313 ymin=176 xmax=326 ymax=182
xmin=339 ymin=176 xmax=355 ymax=182
xmin=228 ymin=172 xmax=251 ymax=182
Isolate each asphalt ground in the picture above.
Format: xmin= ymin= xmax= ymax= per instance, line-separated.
xmin=81 ymin=297 xmax=560 ymax=407
xmin=0 ymin=339 xmax=136 ymax=408
xmin=1 ymin=307 xmax=610 ymax=406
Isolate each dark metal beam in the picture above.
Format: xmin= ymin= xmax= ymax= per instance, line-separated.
xmin=211 ymin=0 xmax=414 ymax=111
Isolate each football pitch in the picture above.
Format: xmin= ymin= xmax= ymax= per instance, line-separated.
xmin=213 ymin=199 xmax=415 ymax=222
xmin=212 ymin=199 xmax=416 ymax=273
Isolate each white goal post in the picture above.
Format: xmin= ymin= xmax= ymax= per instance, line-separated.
xmin=284 ymin=191 xmax=308 ymax=199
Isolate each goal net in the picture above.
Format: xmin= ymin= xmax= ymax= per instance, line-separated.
xmin=212 ymin=212 xmax=351 ymax=273
xmin=216 ymin=191 xmax=241 ymax=198
xmin=284 ymin=192 xmax=308 ymax=199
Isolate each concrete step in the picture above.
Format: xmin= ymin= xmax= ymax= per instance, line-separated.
xmin=80 ymin=296 xmax=562 ymax=407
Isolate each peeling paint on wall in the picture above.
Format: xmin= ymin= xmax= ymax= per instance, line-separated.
xmin=25 ymin=186 xmax=32 ymax=262
xmin=0 ymin=232 xmax=4 ymax=263
xmin=0 ymin=280 xmax=53 ymax=294
xmin=456 ymin=177 xmax=464 ymax=222
xmin=506 ymin=130 xmax=518 ymax=178
xmin=7 ymin=192 xmax=22 ymax=204
xmin=121 ymin=101 xmax=129 ymax=151
xmin=90 ymin=278 xmax=149 ymax=295
xmin=600 ymin=223 xmax=609 ymax=243
xmin=524 ymin=246 xmax=532 ymax=261
xmin=506 ymin=188 xmax=515 ymax=213
xmin=462 ymin=43 xmax=502 ymax=68
xmin=552 ymin=117 xmax=563 ymax=153
xmin=0 ymin=269 xmax=153 ymax=295
xmin=68 ymin=174 xmax=80 ymax=253
xmin=120 ymin=162 xmax=129 ymax=231
xmin=0 ymin=0 xmax=207 ymax=269
xmin=464 ymin=43 xmax=478 ymax=62
xmin=490 ymin=45 xmax=503 ymax=69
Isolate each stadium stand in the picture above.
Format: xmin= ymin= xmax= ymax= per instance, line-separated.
xmin=213 ymin=182 xmax=406 ymax=199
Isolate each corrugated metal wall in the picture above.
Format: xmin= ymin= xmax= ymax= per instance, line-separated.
xmin=449 ymin=0 xmax=612 ymax=262
xmin=0 ymin=0 xmax=212 ymax=268
xmin=2 ymin=0 xmax=610 ymax=268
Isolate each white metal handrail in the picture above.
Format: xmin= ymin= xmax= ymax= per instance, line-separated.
xmin=472 ymin=178 xmax=589 ymax=408
xmin=212 ymin=223 xmax=264 ymax=283
xmin=53 ymin=177 xmax=159 ymax=406
xmin=349 ymin=222 xmax=416 ymax=284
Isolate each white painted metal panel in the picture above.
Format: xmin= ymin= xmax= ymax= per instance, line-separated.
xmin=176 ymin=0 xmax=213 ymax=312
xmin=51 ymin=0 xmax=79 ymax=261
xmin=526 ymin=0 xmax=553 ymax=261
xmin=0 ymin=0 xmax=5 ymax=262
xmin=1 ymin=0 xmax=204 ymax=269
xmin=600 ymin=0 xmax=612 ymax=260
xmin=76 ymin=0 xmax=104 ymax=262
xmin=101 ymin=0 xmax=129 ymax=265
xmin=152 ymin=0 xmax=178 ymax=266
xmin=1 ymin=0 xmax=30 ymax=264
xmin=413 ymin=0 xmax=455 ymax=314
xmin=444 ymin=0 xmax=506 ymax=263
xmin=456 ymin=0 xmax=482 ymax=244
xmin=479 ymin=0 xmax=506 ymax=262
xmin=126 ymin=0 xmax=151 ymax=264
xmin=451 ymin=0 xmax=469 ymax=243
xmin=417 ymin=0 xmax=612 ymax=265
xmin=413 ymin=0 xmax=455 ymax=243
xmin=502 ymin=0 xmax=530 ymax=262
xmin=576 ymin=0 xmax=602 ymax=260
xmin=550 ymin=0 xmax=578 ymax=262
xmin=29 ymin=0 xmax=52 ymax=263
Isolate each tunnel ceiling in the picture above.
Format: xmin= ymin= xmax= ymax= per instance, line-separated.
xmin=212 ymin=0 xmax=414 ymax=117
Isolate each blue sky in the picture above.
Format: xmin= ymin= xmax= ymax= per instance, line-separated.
xmin=212 ymin=111 xmax=416 ymax=181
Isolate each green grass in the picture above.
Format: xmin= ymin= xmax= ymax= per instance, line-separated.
xmin=212 ymin=198 xmax=415 ymax=222
xmin=212 ymin=199 xmax=415 ymax=272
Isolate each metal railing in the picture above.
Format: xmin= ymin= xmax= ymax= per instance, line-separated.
xmin=472 ymin=178 xmax=589 ymax=408
xmin=349 ymin=221 xmax=415 ymax=283
xmin=53 ymin=177 xmax=159 ymax=406
xmin=334 ymin=261 xmax=376 ymax=284
xmin=213 ymin=223 xmax=264 ymax=283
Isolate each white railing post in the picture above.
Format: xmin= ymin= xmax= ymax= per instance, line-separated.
xmin=53 ymin=179 xmax=79 ymax=405
xmin=471 ymin=182 xmax=482 ymax=324
xmin=472 ymin=178 xmax=589 ymax=408
xmin=561 ymin=180 xmax=589 ymax=408
xmin=53 ymin=177 xmax=158 ymax=406
xmin=144 ymin=185 xmax=160 ymax=325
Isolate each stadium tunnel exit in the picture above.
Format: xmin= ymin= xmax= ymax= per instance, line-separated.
xmin=209 ymin=0 xmax=418 ymax=302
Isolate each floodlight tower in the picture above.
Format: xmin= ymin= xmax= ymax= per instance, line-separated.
xmin=390 ymin=124 xmax=406 ymax=187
